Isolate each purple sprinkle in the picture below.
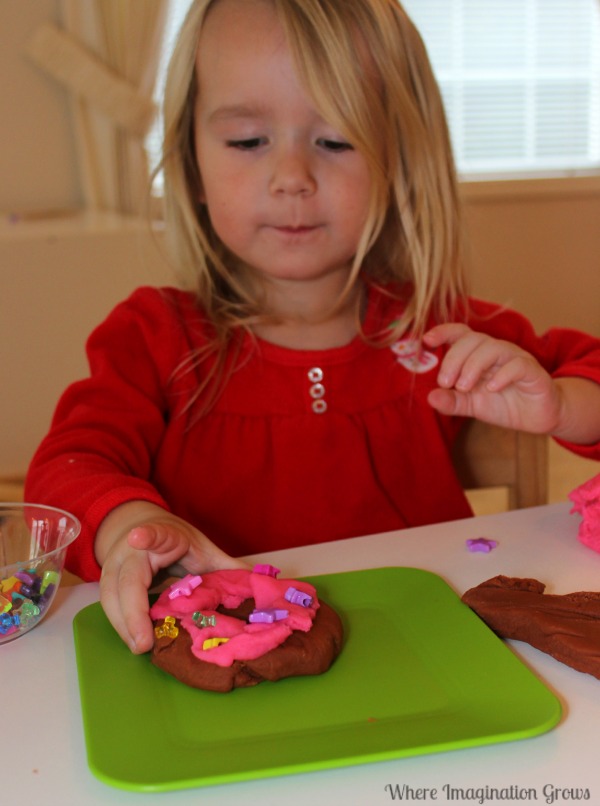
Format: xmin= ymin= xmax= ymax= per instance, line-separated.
xmin=249 ymin=608 xmax=289 ymax=623
xmin=466 ymin=537 xmax=498 ymax=553
xmin=284 ymin=586 xmax=313 ymax=607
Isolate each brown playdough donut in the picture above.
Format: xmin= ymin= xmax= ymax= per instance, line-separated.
xmin=461 ymin=575 xmax=600 ymax=679
xmin=151 ymin=598 xmax=344 ymax=692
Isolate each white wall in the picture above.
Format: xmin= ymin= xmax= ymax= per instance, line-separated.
xmin=463 ymin=180 xmax=600 ymax=336
xmin=0 ymin=215 xmax=175 ymax=477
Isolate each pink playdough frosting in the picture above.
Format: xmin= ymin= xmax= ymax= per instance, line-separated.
xmin=150 ymin=569 xmax=319 ymax=667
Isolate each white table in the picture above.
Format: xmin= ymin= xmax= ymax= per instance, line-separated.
xmin=4 ymin=502 xmax=599 ymax=805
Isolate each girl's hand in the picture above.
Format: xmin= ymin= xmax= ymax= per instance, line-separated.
xmin=423 ymin=323 xmax=564 ymax=434
xmin=96 ymin=502 xmax=247 ymax=654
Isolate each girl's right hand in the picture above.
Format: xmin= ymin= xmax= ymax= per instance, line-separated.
xmin=95 ymin=502 xmax=247 ymax=654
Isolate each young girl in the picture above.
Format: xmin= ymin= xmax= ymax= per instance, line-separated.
xmin=26 ymin=0 xmax=600 ymax=654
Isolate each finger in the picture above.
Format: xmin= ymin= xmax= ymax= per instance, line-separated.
xmin=484 ymin=354 xmax=544 ymax=393
xmin=192 ymin=530 xmax=249 ymax=571
xmin=170 ymin=534 xmax=250 ymax=577
xmin=423 ymin=323 xmax=471 ymax=348
xmin=128 ymin=523 xmax=189 ymax=558
xmin=442 ymin=332 xmax=527 ymax=393
xmin=115 ymin=558 xmax=156 ymax=654
xmin=427 ymin=387 xmax=472 ymax=417
xmin=100 ymin=539 xmax=155 ymax=653
xmin=128 ymin=523 xmax=204 ymax=582
xmin=129 ymin=522 xmax=247 ymax=574
xmin=448 ymin=338 xmax=510 ymax=392
xmin=435 ymin=330 xmax=491 ymax=389
xmin=99 ymin=560 xmax=142 ymax=652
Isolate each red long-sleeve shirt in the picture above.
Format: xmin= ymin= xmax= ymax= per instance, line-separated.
xmin=25 ymin=285 xmax=600 ymax=581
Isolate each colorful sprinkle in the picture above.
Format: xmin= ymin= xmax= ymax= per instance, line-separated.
xmin=466 ymin=537 xmax=499 ymax=553
xmin=40 ymin=570 xmax=59 ymax=594
xmin=202 ymin=637 xmax=230 ymax=650
xmin=249 ymin=608 xmax=289 ymax=624
xmin=168 ymin=574 xmax=203 ymax=600
xmin=192 ymin=612 xmax=217 ymax=628
xmin=0 ymin=576 xmax=21 ymax=593
xmin=284 ymin=586 xmax=313 ymax=607
xmin=19 ymin=602 xmax=41 ymax=625
xmin=0 ymin=566 xmax=57 ymax=637
xmin=154 ymin=616 xmax=179 ymax=639
xmin=0 ymin=612 xmax=20 ymax=634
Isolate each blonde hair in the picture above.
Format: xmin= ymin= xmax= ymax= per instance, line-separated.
xmin=160 ymin=0 xmax=468 ymax=403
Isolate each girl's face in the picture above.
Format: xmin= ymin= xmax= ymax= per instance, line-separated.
xmin=193 ymin=0 xmax=372 ymax=291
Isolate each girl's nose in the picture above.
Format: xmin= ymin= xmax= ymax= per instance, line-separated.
xmin=269 ymin=146 xmax=317 ymax=196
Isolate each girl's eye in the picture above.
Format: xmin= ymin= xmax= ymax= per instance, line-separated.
xmin=226 ymin=137 xmax=266 ymax=150
xmin=318 ymin=138 xmax=353 ymax=152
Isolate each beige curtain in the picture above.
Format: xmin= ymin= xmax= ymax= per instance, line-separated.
xmin=60 ymin=0 xmax=169 ymax=214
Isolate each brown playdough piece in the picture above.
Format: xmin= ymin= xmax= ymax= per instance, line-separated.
xmin=151 ymin=599 xmax=344 ymax=692
xmin=461 ymin=575 xmax=600 ymax=679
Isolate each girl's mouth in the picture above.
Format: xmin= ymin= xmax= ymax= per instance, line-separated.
xmin=272 ymin=224 xmax=320 ymax=235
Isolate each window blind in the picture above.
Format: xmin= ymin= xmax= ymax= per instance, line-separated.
xmin=402 ymin=0 xmax=600 ymax=178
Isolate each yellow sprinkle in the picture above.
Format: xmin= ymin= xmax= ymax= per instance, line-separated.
xmin=202 ymin=637 xmax=230 ymax=650
xmin=154 ymin=616 xmax=179 ymax=639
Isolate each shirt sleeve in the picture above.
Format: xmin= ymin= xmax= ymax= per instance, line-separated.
xmin=24 ymin=287 xmax=190 ymax=581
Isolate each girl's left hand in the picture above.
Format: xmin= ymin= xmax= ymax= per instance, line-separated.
xmin=423 ymin=323 xmax=563 ymax=434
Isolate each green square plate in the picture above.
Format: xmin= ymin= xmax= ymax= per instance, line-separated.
xmin=72 ymin=567 xmax=561 ymax=792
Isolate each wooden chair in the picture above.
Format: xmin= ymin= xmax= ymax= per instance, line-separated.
xmin=452 ymin=419 xmax=549 ymax=509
